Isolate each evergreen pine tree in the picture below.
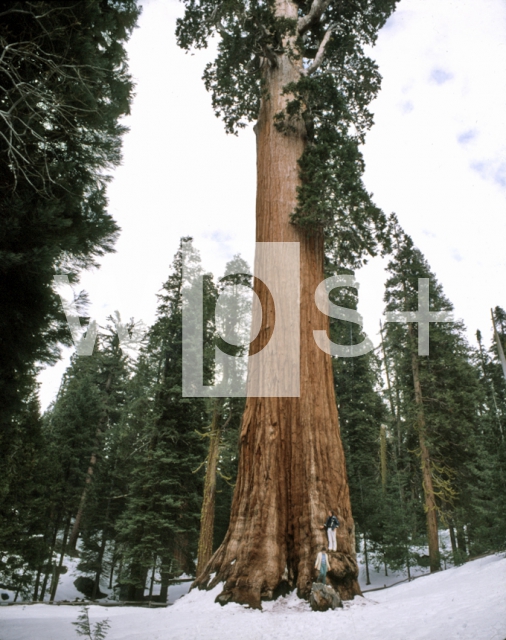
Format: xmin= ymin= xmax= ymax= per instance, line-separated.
xmin=383 ymin=217 xmax=480 ymax=573
xmin=196 ymin=255 xmax=250 ymax=575
xmin=326 ymin=268 xmax=387 ymax=572
xmin=0 ymin=383 xmax=53 ymax=599
xmin=40 ymin=323 xmax=132 ymax=601
xmin=468 ymin=321 xmax=506 ymax=552
xmin=0 ymin=1 xmax=140 ymax=448
xmin=117 ymin=240 xmax=212 ymax=601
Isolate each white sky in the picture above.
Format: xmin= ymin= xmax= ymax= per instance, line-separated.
xmin=38 ymin=0 xmax=506 ymax=410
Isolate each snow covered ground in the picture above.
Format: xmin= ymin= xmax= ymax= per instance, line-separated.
xmin=1 ymin=553 xmax=504 ymax=640
xmin=0 ymin=555 xmax=192 ymax=606
xmin=1 ymin=528 xmax=454 ymax=606
xmin=0 ymin=532 xmax=443 ymax=606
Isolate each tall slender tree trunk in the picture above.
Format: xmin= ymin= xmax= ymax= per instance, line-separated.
xmin=363 ymin=533 xmax=371 ymax=586
xmin=33 ymin=566 xmax=42 ymax=602
xmin=196 ymin=399 xmax=223 ymax=576
xmin=159 ymin=557 xmax=171 ymax=604
xmin=148 ymin=556 xmax=157 ymax=600
xmin=91 ymin=533 xmax=107 ymax=600
xmin=69 ymin=372 xmax=113 ymax=550
xmin=380 ymin=320 xmax=402 ymax=456
xmin=39 ymin=512 xmax=62 ymax=601
xmin=109 ymin=541 xmax=117 ymax=590
xmin=408 ymin=324 xmax=440 ymax=573
xmin=448 ymin=520 xmax=458 ymax=560
xmin=33 ymin=519 xmax=52 ymax=600
xmin=92 ymin=479 xmax=114 ymax=600
xmin=456 ymin=523 xmax=467 ymax=555
xmin=68 ymin=449 xmax=97 ymax=550
xmin=117 ymin=553 xmax=123 ymax=590
xmin=193 ymin=0 xmax=360 ymax=608
xmin=49 ymin=516 xmax=71 ymax=602
xmin=380 ymin=425 xmax=387 ymax=491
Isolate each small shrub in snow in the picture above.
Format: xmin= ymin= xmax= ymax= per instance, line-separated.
xmin=72 ymin=606 xmax=110 ymax=640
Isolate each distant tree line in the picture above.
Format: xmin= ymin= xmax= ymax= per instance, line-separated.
xmin=1 ymin=231 xmax=505 ymax=601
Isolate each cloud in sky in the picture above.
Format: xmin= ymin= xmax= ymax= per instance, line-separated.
xmin=430 ymin=68 xmax=454 ymax=85
xmin=471 ymin=160 xmax=506 ymax=189
xmin=400 ymin=100 xmax=414 ymax=114
xmin=458 ymin=130 xmax=477 ymax=145
xmin=362 ymin=0 xmax=506 ymax=350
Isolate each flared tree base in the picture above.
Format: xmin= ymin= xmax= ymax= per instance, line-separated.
xmin=193 ymin=548 xmax=361 ymax=609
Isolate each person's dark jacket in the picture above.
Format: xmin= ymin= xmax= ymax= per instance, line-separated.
xmin=324 ymin=515 xmax=339 ymax=530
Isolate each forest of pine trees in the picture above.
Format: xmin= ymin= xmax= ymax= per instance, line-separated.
xmin=1 ymin=0 xmax=504 ymax=610
xmin=1 ymin=232 xmax=505 ymax=602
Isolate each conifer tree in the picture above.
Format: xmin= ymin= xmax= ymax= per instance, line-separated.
xmin=469 ymin=322 xmax=506 ymax=552
xmin=178 ymin=0 xmax=399 ymax=605
xmin=326 ymin=268 xmax=386 ymax=559
xmin=40 ymin=324 xmax=132 ymax=601
xmin=196 ymin=255 xmax=250 ymax=576
xmin=118 ymin=240 xmax=213 ymax=600
xmin=0 ymin=1 xmax=140 ymax=459
xmin=383 ymin=218 xmax=479 ymax=573
xmin=0 ymin=384 xmax=53 ymax=599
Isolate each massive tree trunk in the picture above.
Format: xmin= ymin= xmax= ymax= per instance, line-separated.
xmin=193 ymin=0 xmax=360 ymax=608
xmin=409 ymin=324 xmax=440 ymax=573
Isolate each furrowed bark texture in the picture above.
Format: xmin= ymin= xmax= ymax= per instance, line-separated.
xmin=193 ymin=0 xmax=360 ymax=608
xmin=196 ymin=400 xmax=223 ymax=576
xmin=409 ymin=324 xmax=440 ymax=573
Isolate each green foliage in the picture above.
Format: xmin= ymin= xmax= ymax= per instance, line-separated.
xmin=386 ymin=220 xmax=477 ymax=492
xmin=0 ymin=398 xmax=52 ymax=597
xmin=381 ymin=216 xmax=487 ymax=560
xmin=278 ymin=47 xmax=391 ymax=266
xmin=73 ymin=606 xmax=110 ymax=640
xmin=0 ymin=0 xmax=140 ymax=441
xmin=117 ymin=240 xmax=213 ymax=596
xmin=328 ymin=265 xmax=386 ymax=531
xmin=0 ymin=316 xmax=151 ymax=601
xmin=176 ymin=0 xmax=398 ymax=266
xmin=467 ymin=319 xmax=506 ymax=553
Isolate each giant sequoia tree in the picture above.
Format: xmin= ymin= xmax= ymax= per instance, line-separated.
xmin=177 ymin=0 xmax=398 ymax=606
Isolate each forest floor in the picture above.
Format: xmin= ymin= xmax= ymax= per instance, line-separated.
xmin=0 ymin=553 xmax=504 ymax=640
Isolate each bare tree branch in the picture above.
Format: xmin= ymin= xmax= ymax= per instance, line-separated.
xmin=300 ymin=22 xmax=336 ymax=76
xmin=297 ymin=0 xmax=332 ymax=35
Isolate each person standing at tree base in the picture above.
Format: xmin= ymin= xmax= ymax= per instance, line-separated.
xmin=321 ymin=510 xmax=339 ymax=551
xmin=314 ymin=548 xmax=329 ymax=584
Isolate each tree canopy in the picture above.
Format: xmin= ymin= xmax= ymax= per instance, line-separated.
xmin=176 ymin=0 xmax=398 ymax=266
xmin=0 ymin=0 xmax=140 ymax=437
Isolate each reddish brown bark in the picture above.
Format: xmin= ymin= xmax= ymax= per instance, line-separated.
xmin=409 ymin=324 xmax=440 ymax=573
xmin=193 ymin=0 xmax=360 ymax=608
xmin=196 ymin=399 xmax=223 ymax=576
